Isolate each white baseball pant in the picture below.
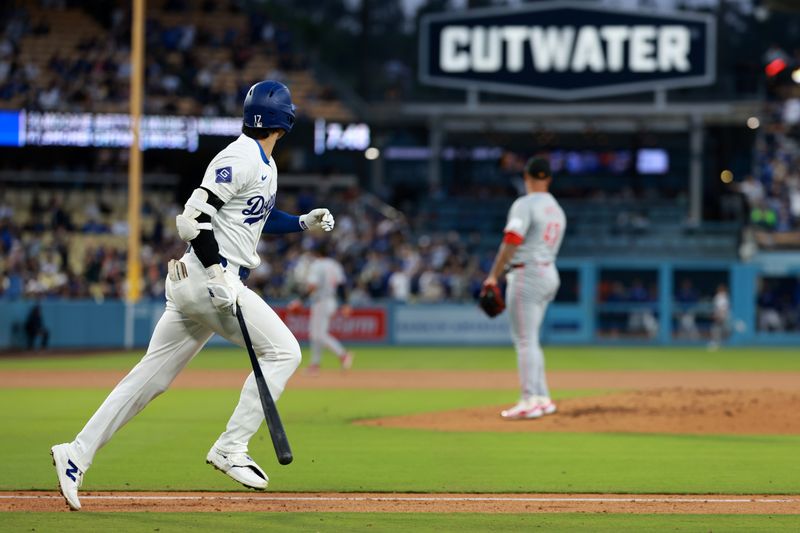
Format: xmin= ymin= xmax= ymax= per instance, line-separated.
xmin=66 ymin=252 xmax=301 ymax=472
xmin=309 ymin=298 xmax=345 ymax=365
xmin=505 ymin=263 xmax=560 ymax=400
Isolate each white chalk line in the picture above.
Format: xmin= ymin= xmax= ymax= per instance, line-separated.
xmin=1 ymin=495 xmax=797 ymax=504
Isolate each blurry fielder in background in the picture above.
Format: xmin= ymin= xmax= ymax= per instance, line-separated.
xmin=483 ymin=157 xmax=566 ymax=420
xmin=708 ymin=283 xmax=745 ymax=350
xmin=289 ymin=241 xmax=354 ymax=374
xmin=50 ymin=81 xmax=335 ymax=511
xmin=708 ymin=284 xmax=730 ymax=351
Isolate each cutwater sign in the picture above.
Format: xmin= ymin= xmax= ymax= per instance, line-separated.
xmin=419 ymin=1 xmax=716 ymax=99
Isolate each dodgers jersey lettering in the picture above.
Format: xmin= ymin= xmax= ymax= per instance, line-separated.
xmin=504 ymin=192 xmax=566 ymax=264
xmin=200 ymin=134 xmax=277 ymax=269
xmin=307 ymin=257 xmax=345 ymax=303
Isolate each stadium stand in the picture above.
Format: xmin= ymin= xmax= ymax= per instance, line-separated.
xmin=745 ymin=105 xmax=800 ymax=248
xmin=1 ymin=0 xmax=798 ymax=338
xmin=0 ymin=0 xmax=352 ymax=119
xmin=416 ymin=197 xmax=741 ymax=259
xmin=0 ymin=183 xmax=490 ymax=303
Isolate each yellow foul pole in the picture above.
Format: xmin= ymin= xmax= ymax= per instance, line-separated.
xmin=126 ymin=0 xmax=145 ymax=302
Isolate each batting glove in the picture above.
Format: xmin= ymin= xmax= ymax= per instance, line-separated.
xmin=299 ymin=208 xmax=335 ymax=232
xmin=206 ymin=264 xmax=237 ymax=315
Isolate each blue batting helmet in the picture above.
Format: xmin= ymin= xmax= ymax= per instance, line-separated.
xmin=242 ymin=80 xmax=296 ymax=132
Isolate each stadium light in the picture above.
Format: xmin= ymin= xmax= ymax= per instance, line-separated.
xmin=746 ymin=117 xmax=760 ymax=129
xmin=792 ymin=68 xmax=800 ymax=84
xmin=365 ymin=147 xmax=380 ymax=160
xmin=720 ymin=170 xmax=734 ymax=183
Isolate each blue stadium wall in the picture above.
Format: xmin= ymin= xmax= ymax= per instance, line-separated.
xmin=1 ymin=259 xmax=798 ymax=349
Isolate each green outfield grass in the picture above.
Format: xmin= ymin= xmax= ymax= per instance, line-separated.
xmin=1 ymin=345 xmax=799 ymax=371
xmin=2 ymin=345 xmax=798 ymax=531
xmin=1 ymin=386 xmax=798 ymax=494
xmin=3 ymin=513 xmax=799 ymax=533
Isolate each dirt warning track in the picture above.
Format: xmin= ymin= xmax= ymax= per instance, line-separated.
xmin=2 ymin=492 xmax=800 ymax=514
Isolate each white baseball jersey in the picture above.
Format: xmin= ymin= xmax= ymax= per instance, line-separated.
xmin=503 ymin=191 xmax=565 ymax=403
xmin=61 ymin=132 xmax=302 ymax=490
xmin=504 ymin=192 xmax=566 ymax=264
xmin=201 ymin=134 xmax=277 ymax=269
xmin=714 ymin=291 xmax=730 ymax=320
xmin=307 ymin=257 xmax=345 ymax=303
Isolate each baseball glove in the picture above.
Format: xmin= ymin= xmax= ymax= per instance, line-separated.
xmin=478 ymin=284 xmax=505 ymax=318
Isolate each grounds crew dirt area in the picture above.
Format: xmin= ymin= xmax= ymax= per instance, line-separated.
xmin=4 ymin=366 xmax=799 ymax=514
xmin=3 ymin=491 xmax=800 ymax=514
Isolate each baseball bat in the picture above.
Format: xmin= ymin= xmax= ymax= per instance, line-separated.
xmin=235 ymin=304 xmax=293 ymax=465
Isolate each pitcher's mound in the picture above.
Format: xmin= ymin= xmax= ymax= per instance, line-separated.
xmin=358 ymin=388 xmax=800 ymax=435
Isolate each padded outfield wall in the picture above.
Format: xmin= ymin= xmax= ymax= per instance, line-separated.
xmin=1 ymin=259 xmax=798 ymax=349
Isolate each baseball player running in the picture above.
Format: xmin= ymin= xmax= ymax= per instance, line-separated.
xmin=708 ymin=283 xmax=731 ymax=351
xmin=483 ymin=157 xmax=566 ymax=420
xmin=290 ymin=242 xmax=354 ymax=373
xmin=51 ymin=81 xmax=335 ymax=511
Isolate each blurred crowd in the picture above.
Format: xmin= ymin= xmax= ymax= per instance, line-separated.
xmin=596 ymin=277 xmax=659 ymax=338
xmin=0 ymin=189 xmax=184 ymax=301
xmin=1 ymin=0 xmax=791 ymax=113
xmin=0 ymin=186 xmax=495 ymax=303
xmin=0 ymin=1 xmax=338 ymax=116
xmin=757 ymin=276 xmax=800 ymax=332
xmin=736 ymin=134 xmax=800 ymax=233
xmin=2 ymin=185 xmax=798 ymax=336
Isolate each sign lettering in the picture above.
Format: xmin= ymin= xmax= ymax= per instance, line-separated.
xmin=420 ymin=2 xmax=715 ymax=100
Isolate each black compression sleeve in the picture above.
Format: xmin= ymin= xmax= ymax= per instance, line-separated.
xmin=191 ymin=212 xmax=220 ymax=268
xmin=337 ymin=283 xmax=348 ymax=304
xmin=190 ymin=189 xmax=224 ymax=268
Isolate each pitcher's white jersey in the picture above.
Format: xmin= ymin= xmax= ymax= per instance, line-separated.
xmin=200 ymin=134 xmax=277 ymax=269
xmin=307 ymin=257 xmax=345 ymax=303
xmin=504 ymin=192 xmax=566 ymax=264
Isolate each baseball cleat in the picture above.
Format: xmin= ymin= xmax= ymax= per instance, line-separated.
xmin=537 ymin=397 xmax=557 ymax=416
xmin=305 ymin=363 xmax=320 ymax=376
xmin=50 ymin=443 xmax=83 ymax=511
xmin=500 ymin=399 xmax=543 ymax=420
xmin=206 ymin=447 xmax=268 ymax=490
xmin=340 ymin=352 xmax=354 ymax=371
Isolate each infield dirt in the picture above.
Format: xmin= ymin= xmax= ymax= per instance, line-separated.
xmin=3 ymin=491 xmax=800 ymax=514
xmin=359 ymin=388 xmax=800 ymax=435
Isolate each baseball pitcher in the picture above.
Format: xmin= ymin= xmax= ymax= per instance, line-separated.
xmin=51 ymin=81 xmax=335 ymax=510
xmin=483 ymin=157 xmax=566 ymax=420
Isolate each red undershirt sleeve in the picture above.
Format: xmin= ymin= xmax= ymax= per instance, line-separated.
xmin=503 ymin=231 xmax=524 ymax=246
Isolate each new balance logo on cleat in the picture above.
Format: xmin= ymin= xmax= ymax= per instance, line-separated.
xmin=65 ymin=459 xmax=79 ymax=482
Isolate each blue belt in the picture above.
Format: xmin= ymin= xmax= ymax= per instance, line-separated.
xmin=220 ymin=256 xmax=251 ymax=281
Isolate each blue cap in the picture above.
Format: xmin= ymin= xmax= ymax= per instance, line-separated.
xmin=242 ymin=80 xmax=296 ymax=133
